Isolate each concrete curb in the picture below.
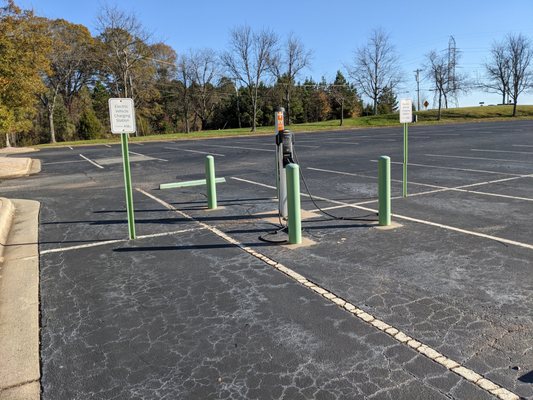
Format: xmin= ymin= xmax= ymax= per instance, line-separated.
xmin=0 ymin=198 xmax=15 ymax=263
xmin=0 ymin=158 xmax=32 ymax=180
xmin=0 ymin=199 xmax=41 ymax=400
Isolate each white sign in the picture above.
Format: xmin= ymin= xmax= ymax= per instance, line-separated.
xmin=109 ymin=98 xmax=136 ymax=134
xmin=399 ymin=99 xmax=413 ymax=124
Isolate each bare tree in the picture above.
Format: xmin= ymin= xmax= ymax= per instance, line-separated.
xmin=483 ymin=41 xmax=511 ymax=105
xmin=221 ymin=25 xmax=277 ymax=132
xmin=268 ymin=33 xmax=312 ymax=125
xmin=425 ymin=50 xmax=447 ymax=120
xmin=347 ymin=28 xmax=401 ymax=115
xmin=507 ymin=34 xmax=532 ymax=117
xmin=176 ymin=54 xmax=192 ymax=133
xmin=189 ymin=49 xmax=220 ymax=130
xmin=96 ymin=5 xmax=151 ymax=100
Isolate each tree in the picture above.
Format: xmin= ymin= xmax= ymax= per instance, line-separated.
xmin=329 ymin=71 xmax=360 ymax=125
xmin=484 ymin=41 xmax=511 ymax=105
xmin=40 ymin=19 xmax=96 ymax=143
xmin=425 ymin=50 xmax=448 ymax=120
xmin=221 ymin=25 xmax=277 ymax=132
xmin=96 ymin=5 xmax=151 ymax=99
xmin=176 ymin=54 xmax=193 ymax=133
xmin=268 ymin=34 xmax=312 ymax=125
xmin=0 ymin=1 xmax=50 ymax=147
xmin=347 ymin=28 xmax=401 ymax=115
xmin=424 ymin=47 xmax=468 ymax=120
xmin=507 ymin=34 xmax=532 ymax=117
xmin=189 ymin=48 xmax=220 ymax=130
xmin=377 ymin=86 xmax=398 ymax=114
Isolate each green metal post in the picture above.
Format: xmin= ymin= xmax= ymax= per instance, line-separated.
xmin=286 ymin=164 xmax=302 ymax=244
xmin=403 ymin=123 xmax=408 ymax=197
xmin=378 ymin=156 xmax=391 ymax=226
xmin=120 ymin=133 xmax=136 ymax=239
xmin=205 ymin=155 xmax=217 ymax=209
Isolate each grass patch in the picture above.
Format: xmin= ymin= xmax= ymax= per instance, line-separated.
xmin=34 ymin=104 xmax=533 ymax=148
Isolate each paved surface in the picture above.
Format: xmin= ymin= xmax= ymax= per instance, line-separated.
xmin=1 ymin=121 xmax=532 ymax=399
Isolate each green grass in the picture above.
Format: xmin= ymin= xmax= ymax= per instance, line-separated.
xmin=35 ymin=104 xmax=533 ymax=148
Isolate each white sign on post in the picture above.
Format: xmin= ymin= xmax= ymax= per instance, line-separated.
xmin=109 ymin=98 xmax=136 ymax=134
xmin=399 ymin=99 xmax=413 ymax=124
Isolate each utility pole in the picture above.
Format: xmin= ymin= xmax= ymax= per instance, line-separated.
xmin=414 ymin=69 xmax=422 ymax=111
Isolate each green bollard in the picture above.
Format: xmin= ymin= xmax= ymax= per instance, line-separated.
xmin=378 ymin=156 xmax=391 ymax=226
xmin=286 ymin=164 xmax=302 ymax=244
xmin=121 ymin=133 xmax=136 ymax=239
xmin=205 ymin=155 xmax=217 ymax=209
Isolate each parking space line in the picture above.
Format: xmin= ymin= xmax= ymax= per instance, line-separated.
xmin=163 ymin=147 xmax=225 ymax=157
xmin=79 ymin=154 xmax=104 ymax=169
xmin=383 ymin=160 xmax=522 ymax=176
xmin=231 ymin=176 xmax=533 ymax=251
xmin=40 ymin=228 xmax=202 ymax=255
xmin=425 ymin=153 xmax=533 ymax=165
xmin=68 ymin=146 xmax=73 ymax=150
xmin=129 ymin=150 xmax=168 ymax=162
xmin=131 ymin=142 xmax=144 ymax=146
xmin=513 ymin=144 xmax=533 ymax=148
xmin=322 ymin=141 xmax=359 ymax=145
xmin=206 ymin=144 xmax=274 ymax=152
xmin=136 ymin=187 xmax=520 ymax=400
xmin=103 ymin=144 xmax=111 ymax=148
xmin=308 ymin=166 xmax=533 ymax=205
xmin=43 ymin=160 xmax=87 ymax=165
xmin=471 ymin=148 xmax=533 ymax=155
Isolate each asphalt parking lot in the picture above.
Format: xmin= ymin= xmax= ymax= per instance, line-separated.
xmin=2 ymin=120 xmax=532 ymax=399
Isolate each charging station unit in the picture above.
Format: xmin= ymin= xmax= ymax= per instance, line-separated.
xmin=275 ymin=107 xmax=295 ymax=220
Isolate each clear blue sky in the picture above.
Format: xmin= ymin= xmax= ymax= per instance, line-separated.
xmin=18 ymin=0 xmax=533 ymax=107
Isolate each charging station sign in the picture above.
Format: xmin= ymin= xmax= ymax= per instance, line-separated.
xmin=109 ymin=98 xmax=136 ymax=134
xmin=276 ymin=111 xmax=284 ymax=132
xmin=399 ymin=99 xmax=413 ymax=123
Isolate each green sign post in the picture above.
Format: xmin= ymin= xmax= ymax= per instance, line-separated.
xmin=399 ymin=99 xmax=413 ymax=197
xmin=109 ymin=98 xmax=136 ymax=240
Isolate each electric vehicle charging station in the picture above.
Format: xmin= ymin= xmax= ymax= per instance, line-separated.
xmin=275 ymin=107 xmax=295 ymax=220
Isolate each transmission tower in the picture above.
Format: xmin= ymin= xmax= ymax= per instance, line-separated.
xmin=447 ymin=36 xmax=458 ymax=107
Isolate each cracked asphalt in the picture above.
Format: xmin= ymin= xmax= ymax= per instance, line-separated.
xmin=1 ymin=120 xmax=532 ymax=399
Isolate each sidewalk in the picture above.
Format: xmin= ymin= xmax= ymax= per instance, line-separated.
xmin=0 ymin=147 xmax=41 ymax=399
xmin=0 ymin=147 xmax=40 ymax=180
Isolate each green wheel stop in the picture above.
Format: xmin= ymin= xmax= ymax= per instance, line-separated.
xmin=378 ymin=156 xmax=391 ymax=226
xmin=286 ymin=163 xmax=302 ymax=244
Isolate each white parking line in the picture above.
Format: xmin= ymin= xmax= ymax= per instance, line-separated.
xmin=136 ymin=187 xmax=520 ymax=400
xmin=68 ymin=146 xmax=73 ymax=150
xmin=103 ymin=144 xmax=112 ymax=148
xmin=129 ymin=150 xmax=168 ymax=162
xmin=383 ymin=160 xmax=521 ymax=176
xmin=131 ymin=142 xmax=144 ymax=146
xmin=206 ymin=144 xmax=274 ymax=152
xmin=471 ymin=148 xmax=533 ymax=155
xmin=424 ymin=153 xmax=533 ymax=165
xmin=163 ymin=147 xmax=225 ymax=157
xmin=79 ymin=154 xmax=104 ymax=169
xmin=40 ymin=228 xmax=202 ymax=255
xmin=43 ymin=160 xmax=87 ymax=165
xmin=308 ymin=166 xmax=533 ymax=203
xmin=513 ymin=144 xmax=533 ymax=148
xmin=322 ymin=141 xmax=360 ymax=145
xmin=231 ymin=176 xmax=533 ymax=251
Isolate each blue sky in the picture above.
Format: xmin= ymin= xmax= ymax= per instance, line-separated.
xmin=18 ymin=0 xmax=533 ymax=107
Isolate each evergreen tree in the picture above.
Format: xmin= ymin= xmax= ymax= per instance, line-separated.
xmin=377 ymin=86 xmax=399 ymax=114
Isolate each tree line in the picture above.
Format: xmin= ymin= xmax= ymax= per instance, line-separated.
xmin=1 ymin=0 xmax=532 ymax=146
